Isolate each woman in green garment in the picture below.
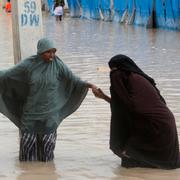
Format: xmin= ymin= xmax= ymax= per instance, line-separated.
xmin=0 ymin=37 xmax=98 ymax=161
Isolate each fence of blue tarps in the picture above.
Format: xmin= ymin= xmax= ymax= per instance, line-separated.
xmin=80 ymin=0 xmax=111 ymax=20
xmin=81 ymin=0 xmax=101 ymax=20
xmin=89 ymin=0 xmax=101 ymax=20
xmin=172 ymin=0 xmax=180 ymax=30
xmin=113 ymin=0 xmax=128 ymax=22
xmin=81 ymin=0 xmax=90 ymax=19
xmin=100 ymin=0 xmax=112 ymax=21
xmin=50 ymin=0 xmax=180 ymax=30
xmin=127 ymin=0 xmax=135 ymax=24
xmin=155 ymin=0 xmax=178 ymax=29
xmin=47 ymin=0 xmax=55 ymax=15
xmin=66 ymin=0 xmax=81 ymax=17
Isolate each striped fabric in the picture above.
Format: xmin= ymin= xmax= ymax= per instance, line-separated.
xmin=19 ymin=131 xmax=57 ymax=161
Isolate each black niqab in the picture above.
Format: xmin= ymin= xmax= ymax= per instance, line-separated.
xmin=108 ymin=54 xmax=166 ymax=104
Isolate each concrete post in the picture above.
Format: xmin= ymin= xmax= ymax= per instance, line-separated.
xmin=41 ymin=0 xmax=49 ymax=11
xmin=1 ymin=0 xmax=6 ymax=8
xmin=12 ymin=0 xmax=43 ymax=64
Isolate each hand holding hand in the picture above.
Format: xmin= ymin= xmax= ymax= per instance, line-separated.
xmin=87 ymin=82 xmax=111 ymax=103
xmin=92 ymin=88 xmax=105 ymax=99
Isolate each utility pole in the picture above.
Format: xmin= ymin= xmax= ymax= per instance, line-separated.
xmin=11 ymin=0 xmax=43 ymax=64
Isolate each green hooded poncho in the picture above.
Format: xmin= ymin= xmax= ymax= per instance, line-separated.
xmin=0 ymin=38 xmax=88 ymax=134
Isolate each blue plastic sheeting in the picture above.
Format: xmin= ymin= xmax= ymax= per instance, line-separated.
xmin=165 ymin=0 xmax=177 ymax=29
xmin=89 ymin=0 xmax=101 ymax=19
xmin=81 ymin=0 xmax=90 ymax=19
xmin=81 ymin=0 xmax=102 ymax=20
xmin=127 ymin=0 xmax=135 ymax=24
xmin=141 ymin=1 xmax=153 ymax=26
xmin=134 ymin=0 xmax=154 ymax=26
xmin=100 ymin=0 xmax=112 ymax=21
xmin=47 ymin=0 xmax=54 ymax=15
xmin=134 ymin=0 xmax=143 ymax=25
xmin=156 ymin=0 xmax=180 ymax=30
xmin=155 ymin=1 xmax=166 ymax=28
xmin=66 ymin=0 xmax=81 ymax=17
xmin=81 ymin=0 xmax=101 ymax=19
xmin=127 ymin=0 xmax=133 ymax=18
xmin=172 ymin=0 xmax=180 ymax=30
xmin=134 ymin=0 xmax=141 ymax=25
xmin=66 ymin=0 xmax=180 ymax=30
xmin=113 ymin=0 xmax=128 ymax=22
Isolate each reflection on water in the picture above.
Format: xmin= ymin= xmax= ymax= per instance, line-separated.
xmin=113 ymin=166 xmax=180 ymax=180
xmin=0 ymin=9 xmax=180 ymax=180
xmin=16 ymin=162 xmax=60 ymax=180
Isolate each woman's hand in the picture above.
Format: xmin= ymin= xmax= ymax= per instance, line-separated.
xmin=86 ymin=82 xmax=111 ymax=103
xmin=92 ymin=88 xmax=111 ymax=103
xmin=92 ymin=88 xmax=104 ymax=98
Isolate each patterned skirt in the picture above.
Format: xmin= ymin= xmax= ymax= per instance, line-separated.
xmin=19 ymin=131 xmax=57 ymax=162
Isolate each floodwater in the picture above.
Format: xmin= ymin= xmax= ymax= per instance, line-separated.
xmin=0 ymin=8 xmax=180 ymax=180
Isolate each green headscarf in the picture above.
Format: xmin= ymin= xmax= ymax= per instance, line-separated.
xmin=37 ymin=38 xmax=56 ymax=54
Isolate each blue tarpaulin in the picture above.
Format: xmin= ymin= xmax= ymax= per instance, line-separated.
xmin=81 ymin=0 xmax=90 ymax=19
xmin=141 ymin=1 xmax=152 ymax=26
xmin=64 ymin=0 xmax=180 ymax=30
xmin=89 ymin=0 xmax=101 ymax=19
xmin=155 ymin=0 xmax=166 ymax=28
xmin=47 ymin=0 xmax=54 ymax=15
xmin=134 ymin=0 xmax=143 ymax=25
xmin=133 ymin=0 xmax=154 ymax=27
xmin=66 ymin=0 xmax=81 ymax=17
xmin=165 ymin=0 xmax=176 ymax=29
xmin=113 ymin=0 xmax=128 ymax=22
xmin=172 ymin=0 xmax=180 ymax=30
xmin=100 ymin=0 xmax=112 ymax=21
xmin=127 ymin=0 xmax=135 ymax=24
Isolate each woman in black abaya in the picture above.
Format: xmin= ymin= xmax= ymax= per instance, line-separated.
xmin=94 ymin=54 xmax=180 ymax=169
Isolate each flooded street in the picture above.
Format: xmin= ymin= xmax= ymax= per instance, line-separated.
xmin=0 ymin=9 xmax=180 ymax=180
